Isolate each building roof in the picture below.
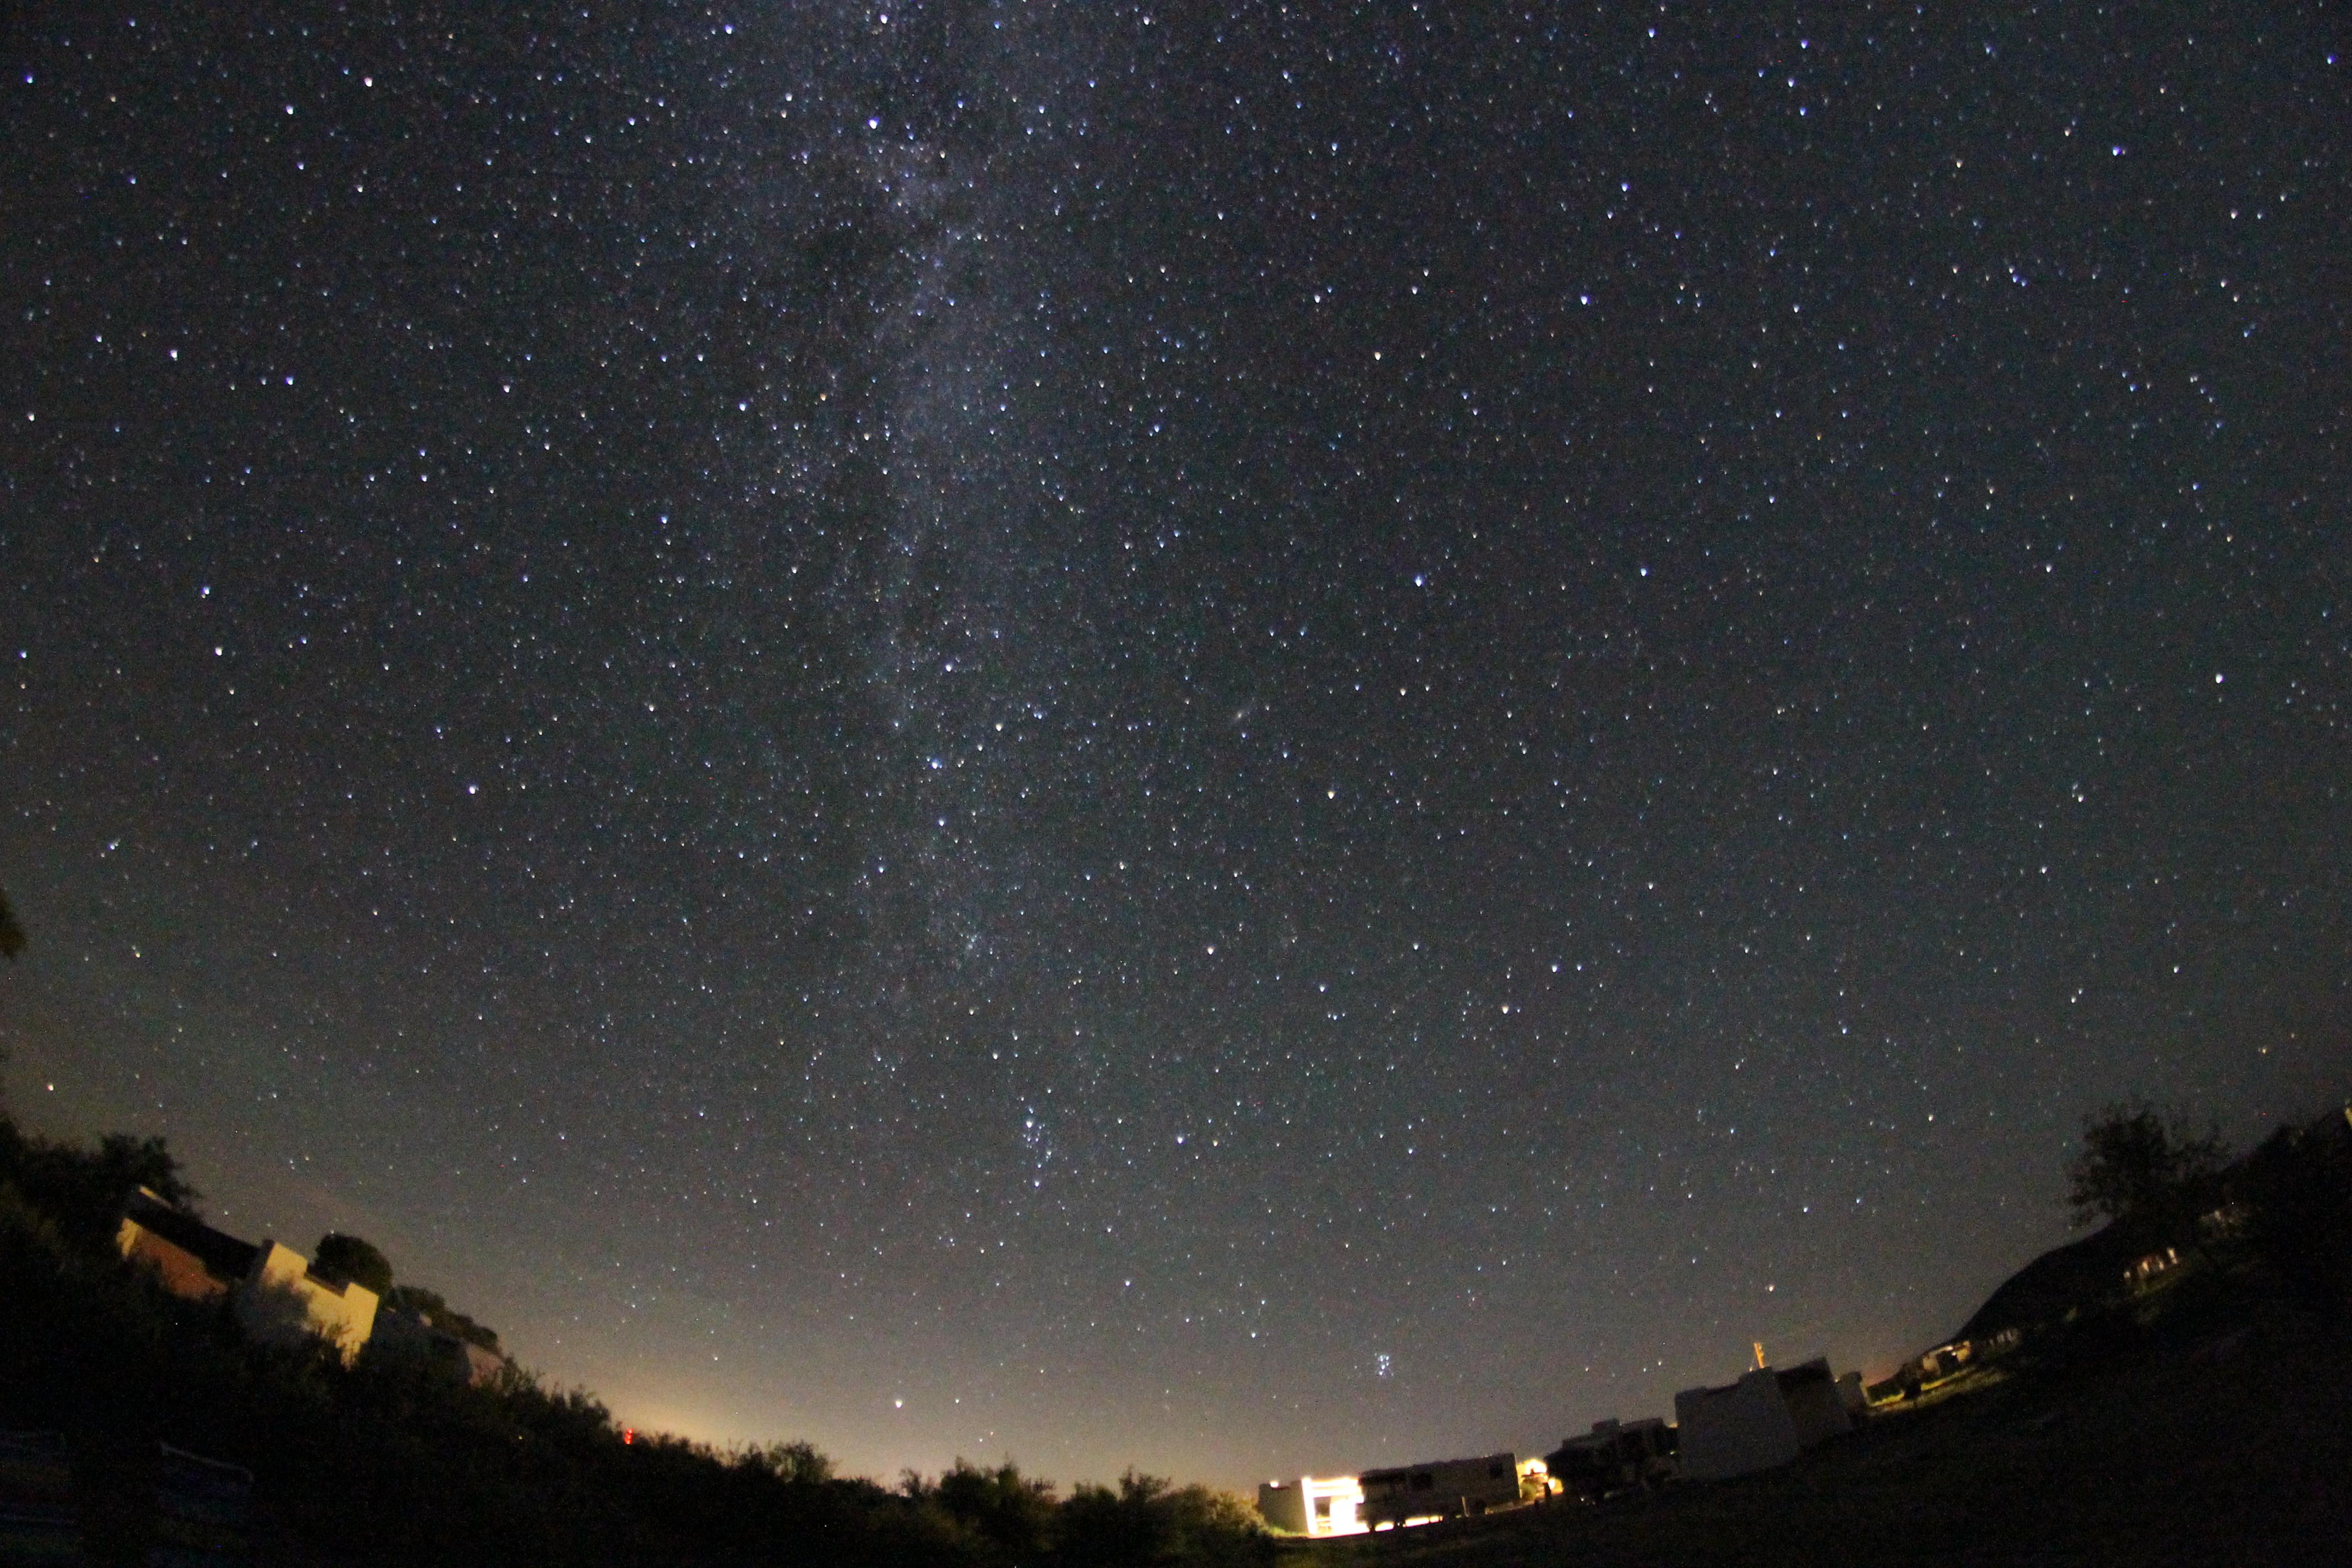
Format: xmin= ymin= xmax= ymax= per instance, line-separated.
xmin=1360 ymin=1452 xmax=1517 ymax=1485
xmin=123 ymin=1188 xmax=259 ymax=1282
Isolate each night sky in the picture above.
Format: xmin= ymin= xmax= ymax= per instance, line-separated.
xmin=4 ymin=1 xmax=2348 ymax=1491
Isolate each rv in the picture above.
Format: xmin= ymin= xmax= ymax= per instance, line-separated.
xmin=1545 ymin=1418 xmax=1679 ymax=1503
xmin=1358 ymin=1453 xmax=1519 ymax=1528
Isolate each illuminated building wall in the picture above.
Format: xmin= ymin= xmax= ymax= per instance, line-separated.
xmin=1256 ymin=1476 xmax=1366 ymax=1536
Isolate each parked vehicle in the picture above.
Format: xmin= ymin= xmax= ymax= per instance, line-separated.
xmin=1545 ymin=1419 xmax=1679 ymax=1504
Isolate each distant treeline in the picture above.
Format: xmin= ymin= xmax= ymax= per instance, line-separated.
xmin=0 ymin=1111 xmax=1270 ymax=1568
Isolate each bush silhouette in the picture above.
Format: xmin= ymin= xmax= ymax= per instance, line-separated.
xmin=314 ymin=1233 xmax=395 ymax=1296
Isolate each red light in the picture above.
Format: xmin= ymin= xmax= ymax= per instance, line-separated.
xmin=623 ymin=1427 xmax=634 ymax=1446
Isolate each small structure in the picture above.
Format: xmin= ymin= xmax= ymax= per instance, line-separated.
xmin=1674 ymin=1358 xmax=1852 ymax=1482
xmin=1358 ymin=1453 xmax=1520 ymax=1528
xmin=370 ymin=1308 xmax=509 ymax=1386
xmin=238 ymin=1242 xmax=379 ymax=1363
xmin=1255 ymin=1475 xmax=1365 ymax=1537
xmin=1871 ymin=1327 xmax=2026 ymax=1403
xmin=1675 ymin=1371 xmax=1802 ymax=1480
xmin=1774 ymin=1360 xmax=1853 ymax=1449
xmin=1921 ymin=1342 xmax=1970 ymax=1382
xmin=115 ymin=1188 xmax=259 ymax=1302
xmin=1545 ymin=1418 xmax=1679 ymax=1503
xmin=116 ymin=1189 xmax=378 ymax=1364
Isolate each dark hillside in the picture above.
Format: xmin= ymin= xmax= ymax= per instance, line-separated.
xmin=1956 ymin=1104 xmax=2352 ymax=1346
xmin=1953 ymin=1224 xmax=2139 ymax=1344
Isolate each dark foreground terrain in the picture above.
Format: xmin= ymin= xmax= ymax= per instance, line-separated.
xmin=1310 ymin=1268 xmax=2352 ymax=1567
xmin=7 ymin=1099 xmax=2348 ymax=1564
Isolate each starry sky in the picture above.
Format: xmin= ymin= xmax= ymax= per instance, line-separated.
xmin=4 ymin=0 xmax=2348 ymax=1490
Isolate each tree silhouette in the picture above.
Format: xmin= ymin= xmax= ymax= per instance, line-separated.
xmin=2236 ymin=1112 xmax=2352 ymax=1319
xmin=314 ymin=1233 xmax=394 ymax=1295
xmin=2 ymin=1131 xmax=197 ymax=1249
xmin=935 ymin=1460 xmax=1055 ymax=1559
xmin=0 ymin=885 xmax=23 ymax=960
xmin=748 ymin=1440 xmax=834 ymax=1488
xmin=2067 ymin=1101 xmax=2226 ymax=1236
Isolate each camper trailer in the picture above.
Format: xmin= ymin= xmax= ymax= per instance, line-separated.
xmin=1545 ymin=1418 xmax=1679 ymax=1503
xmin=1358 ymin=1453 xmax=1520 ymax=1528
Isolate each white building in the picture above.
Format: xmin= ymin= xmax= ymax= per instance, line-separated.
xmin=117 ymin=1190 xmax=379 ymax=1365
xmin=1674 ymin=1358 xmax=1853 ymax=1482
xmin=1256 ymin=1475 xmax=1366 ymax=1536
xmin=235 ymin=1242 xmax=381 ymax=1364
